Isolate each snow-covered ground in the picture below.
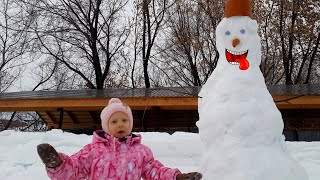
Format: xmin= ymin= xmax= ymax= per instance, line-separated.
xmin=0 ymin=130 xmax=319 ymax=180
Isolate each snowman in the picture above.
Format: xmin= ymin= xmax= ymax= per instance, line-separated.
xmin=196 ymin=0 xmax=309 ymax=179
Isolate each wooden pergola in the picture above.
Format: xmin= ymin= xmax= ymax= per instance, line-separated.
xmin=0 ymin=85 xmax=319 ymax=136
xmin=0 ymin=87 xmax=200 ymax=131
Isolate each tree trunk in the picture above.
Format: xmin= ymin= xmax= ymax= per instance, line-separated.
xmin=305 ymin=32 xmax=320 ymax=84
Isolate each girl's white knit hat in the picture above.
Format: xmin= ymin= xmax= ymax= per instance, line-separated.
xmin=100 ymin=98 xmax=133 ymax=135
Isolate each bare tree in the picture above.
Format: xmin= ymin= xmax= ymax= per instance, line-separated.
xmin=196 ymin=0 xmax=225 ymax=82
xmin=255 ymin=0 xmax=283 ymax=84
xmin=133 ymin=0 xmax=173 ymax=88
xmin=23 ymin=0 xmax=131 ymax=89
xmin=131 ymin=0 xmax=142 ymax=88
xmin=0 ymin=0 xmax=32 ymax=92
xmin=256 ymin=0 xmax=320 ymax=84
xmin=156 ymin=0 xmax=223 ymax=86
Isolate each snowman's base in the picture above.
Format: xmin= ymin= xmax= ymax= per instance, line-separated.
xmin=201 ymin=145 xmax=308 ymax=180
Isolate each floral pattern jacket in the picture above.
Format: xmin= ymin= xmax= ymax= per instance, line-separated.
xmin=46 ymin=130 xmax=181 ymax=180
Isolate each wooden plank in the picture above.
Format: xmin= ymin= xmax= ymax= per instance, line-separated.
xmin=272 ymin=95 xmax=303 ymax=103
xmin=65 ymin=111 xmax=79 ymax=124
xmin=53 ymin=123 xmax=102 ymax=129
xmin=274 ymin=95 xmax=320 ymax=109
xmin=36 ymin=111 xmax=48 ymax=126
xmin=75 ymin=119 xmax=98 ymax=123
xmin=57 ymin=108 xmax=64 ymax=129
xmin=89 ymin=111 xmax=100 ymax=124
xmin=36 ymin=111 xmax=46 ymax=121
xmin=0 ymin=97 xmax=198 ymax=111
xmin=276 ymin=104 xmax=302 ymax=109
xmin=122 ymin=97 xmax=198 ymax=109
xmin=0 ymin=95 xmax=319 ymax=111
xmin=289 ymin=96 xmax=320 ymax=104
xmin=45 ymin=112 xmax=58 ymax=124
xmin=66 ymin=111 xmax=98 ymax=115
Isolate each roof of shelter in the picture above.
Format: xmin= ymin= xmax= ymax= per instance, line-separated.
xmin=267 ymin=84 xmax=320 ymax=96
xmin=0 ymin=86 xmax=201 ymax=100
xmin=0 ymin=84 xmax=318 ymax=100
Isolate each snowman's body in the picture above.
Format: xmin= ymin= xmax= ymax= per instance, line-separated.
xmin=197 ymin=16 xmax=308 ymax=180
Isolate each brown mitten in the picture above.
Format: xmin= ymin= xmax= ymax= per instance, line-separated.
xmin=176 ymin=172 xmax=203 ymax=180
xmin=37 ymin=143 xmax=62 ymax=168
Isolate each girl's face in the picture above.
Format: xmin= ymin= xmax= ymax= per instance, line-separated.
xmin=108 ymin=112 xmax=131 ymax=138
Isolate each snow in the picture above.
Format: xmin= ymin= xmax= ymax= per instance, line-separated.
xmin=0 ymin=130 xmax=319 ymax=180
xmin=196 ymin=16 xmax=308 ymax=180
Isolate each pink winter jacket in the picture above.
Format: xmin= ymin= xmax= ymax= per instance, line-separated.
xmin=46 ymin=130 xmax=181 ymax=180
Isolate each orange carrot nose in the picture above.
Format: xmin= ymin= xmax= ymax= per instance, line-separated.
xmin=232 ymin=38 xmax=240 ymax=47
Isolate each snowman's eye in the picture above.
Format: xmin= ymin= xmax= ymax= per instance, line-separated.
xmin=240 ymin=29 xmax=246 ymax=34
xmin=225 ymin=31 xmax=231 ymax=36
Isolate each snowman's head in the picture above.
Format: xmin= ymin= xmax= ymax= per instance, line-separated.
xmin=215 ymin=15 xmax=261 ymax=71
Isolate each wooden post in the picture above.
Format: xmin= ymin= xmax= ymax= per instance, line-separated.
xmin=57 ymin=108 xmax=64 ymax=129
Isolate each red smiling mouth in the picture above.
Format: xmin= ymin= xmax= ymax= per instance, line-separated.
xmin=226 ymin=49 xmax=248 ymax=63
xmin=118 ymin=130 xmax=124 ymax=133
xmin=225 ymin=49 xmax=250 ymax=70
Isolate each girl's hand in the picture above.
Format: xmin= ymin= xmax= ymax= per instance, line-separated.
xmin=176 ymin=172 xmax=203 ymax=180
xmin=37 ymin=143 xmax=62 ymax=168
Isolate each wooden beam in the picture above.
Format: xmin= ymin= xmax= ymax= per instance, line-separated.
xmin=36 ymin=111 xmax=49 ymax=127
xmin=89 ymin=111 xmax=100 ymax=124
xmin=45 ymin=112 xmax=58 ymax=124
xmin=65 ymin=111 xmax=79 ymax=124
xmin=53 ymin=123 xmax=101 ymax=129
xmin=57 ymin=108 xmax=64 ymax=129
xmin=0 ymin=95 xmax=319 ymax=112
xmin=272 ymin=95 xmax=303 ymax=102
xmin=274 ymin=95 xmax=320 ymax=109
xmin=0 ymin=97 xmax=198 ymax=111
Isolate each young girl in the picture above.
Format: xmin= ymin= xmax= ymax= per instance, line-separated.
xmin=38 ymin=98 xmax=202 ymax=180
